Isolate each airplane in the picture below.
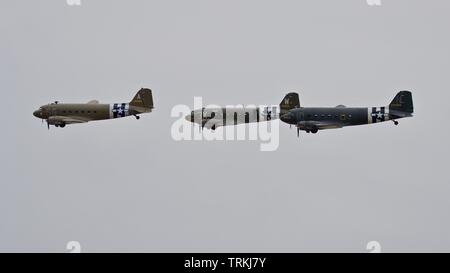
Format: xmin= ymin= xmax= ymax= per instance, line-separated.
xmin=185 ymin=105 xmax=278 ymax=130
xmin=33 ymin=88 xmax=154 ymax=129
xmin=279 ymin=90 xmax=414 ymax=137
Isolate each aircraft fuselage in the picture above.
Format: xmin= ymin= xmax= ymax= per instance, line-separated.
xmin=280 ymin=106 xmax=394 ymax=129
xmin=34 ymin=103 xmax=133 ymax=122
xmin=278 ymin=91 xmax=414 ymax=135
xmin=33 ymin=88 xmax=154 ymax=128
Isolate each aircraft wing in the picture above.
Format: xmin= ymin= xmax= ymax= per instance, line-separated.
xmin=49 ymin=116 xmax=91 ymax=125
xmin=203 ymin=119 xmax=223 ymax=130
xmin=313 ymin=121 xmax=343 ymax=129
xmin=298 ymin=121 xmax=343 ymax=130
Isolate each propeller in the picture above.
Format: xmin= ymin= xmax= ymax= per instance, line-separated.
xmin=40 ymin=117 xmax=49 ymax=129
xmin=200 ymin=107 xmax=205 ymax=132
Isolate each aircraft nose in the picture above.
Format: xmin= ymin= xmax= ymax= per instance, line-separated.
xmin=33 ymin=110 xmax=41 ymax=118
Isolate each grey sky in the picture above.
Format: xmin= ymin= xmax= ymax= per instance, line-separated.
xmin=1 ymin=0 xmax=449 ymax=252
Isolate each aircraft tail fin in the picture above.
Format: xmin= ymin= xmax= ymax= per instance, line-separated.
xmin=130 ymin=88 xmax=154 ymax=111
xmin=389 ymin=91 xmax=413 ymax=114
xmin=280 ymin=92 xmax=300 ymax=115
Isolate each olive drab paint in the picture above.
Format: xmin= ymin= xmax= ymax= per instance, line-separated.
xmin=33 ymin=88 xmax=154 ymax=129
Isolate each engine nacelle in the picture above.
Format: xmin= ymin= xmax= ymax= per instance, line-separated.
xmin=47 ymin=116 xmax=65 ymax=126
xmin=297 ymin=121 xmax=317 ymax=131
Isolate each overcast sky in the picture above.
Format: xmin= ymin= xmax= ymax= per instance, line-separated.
xmin=1 ymin=0 xmax=449 ymax=252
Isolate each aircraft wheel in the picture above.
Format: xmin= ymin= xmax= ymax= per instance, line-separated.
xmin=394 ymin=120 xmax=399 ymax=126
xmin=311 ymin=129 xmax=318 ymax=134
xmin=136 ymin=116 xmax=140 ymax=120
xmin=60 ymin=124 xmax=66 ymax=128
xmin=306 ymin=130 xmax=310 ymax=133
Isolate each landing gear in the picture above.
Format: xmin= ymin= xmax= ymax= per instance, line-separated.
xmin=393 ymin=120 xmax=399 ymax=126
xmin=311 ymin=129 xmax=318 ymax=134
xmin=134 ymin=115 xmax=140 ymax=120
xmin=60 ymin=123 xmax=66 ymax=128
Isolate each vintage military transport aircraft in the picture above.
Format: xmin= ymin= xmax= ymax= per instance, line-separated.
xmin=278 ymin=91 xmax=414 ymax=137
xmin=33 ymin=88 xmax=153 ymax=129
